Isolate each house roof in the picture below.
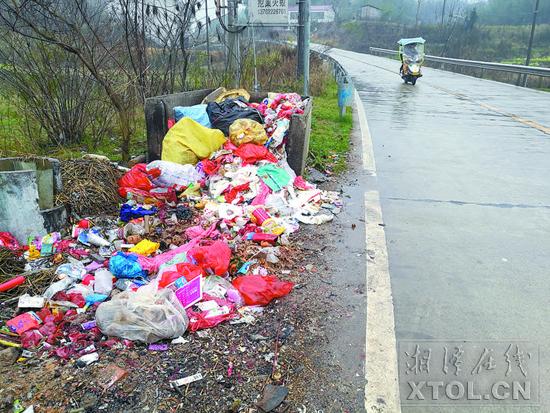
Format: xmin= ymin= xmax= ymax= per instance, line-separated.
xmin=362 ymin=4 xmax=381 ymax=10
xmin=288 ymin=5 xmax=333 ymax=12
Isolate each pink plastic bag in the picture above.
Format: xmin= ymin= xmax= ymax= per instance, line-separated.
xmin=186 ymin=295 xmax=236 ymax=331
xmin=251 ymin=180 xmax=272 ymax=206
xmin=232 ymin=275 xmax=294 ymax=306
xmin=138 ymin=222 xmax=220 ymax=274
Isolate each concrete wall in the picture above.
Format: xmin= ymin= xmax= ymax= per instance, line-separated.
xmin=0 ymin=170 xmax=47 ymax=242
xmin=0 ymin=157 xmax=66 ymax=242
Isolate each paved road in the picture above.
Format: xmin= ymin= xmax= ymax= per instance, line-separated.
xmin=326 ymin=47 xmax=550 ymax=412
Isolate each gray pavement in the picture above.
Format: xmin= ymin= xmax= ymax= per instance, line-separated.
xmin=327 ymin=47 xmax=550 ymax=412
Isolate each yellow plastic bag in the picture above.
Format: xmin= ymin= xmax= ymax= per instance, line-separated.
xmin=162 ymin=118 xmax=226 ymax=165
xmin=129 ymin=239 xmax=160 ymax=256
xmin=229 ymin=119 xmax=268 ymax=146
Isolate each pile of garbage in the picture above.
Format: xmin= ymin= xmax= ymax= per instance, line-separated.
xmin=0 ymin=91 xmax=341 ymax=371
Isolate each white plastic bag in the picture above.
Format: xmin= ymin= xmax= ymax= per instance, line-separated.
xmin=95 ymin=284 xmax=189 ymax=343
xmin=147 ymin=160 xmax=202 ymax=187
xmin=94 ymin=269 xmax=113 ymax=295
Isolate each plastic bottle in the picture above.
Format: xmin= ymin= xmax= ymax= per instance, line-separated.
xmin=94 ymin=269 xmax=113 ymax=295
xmin=43 ymin=277 xmax=74 ymax=300
xmin=251 ymin=208 xmax=286 ymax=235
xmin=251 ymin=208 xmax=271 ymax=225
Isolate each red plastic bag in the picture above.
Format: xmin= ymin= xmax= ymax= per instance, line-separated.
xmin=119 ymin=186 xmax=177 ymax=203
xmin=224 ymin=182 xmax=250 ymax=203
xmin=190 ymin=240 xmax=231 ymax=276
xmin=0 ymin=232 xmax=21 ymax=250
xmin=201 ymin=159 xmax=221 ymax=176
xmin=232 ymin=275 xmax=294 ymax=306
xmin=158 ymin=263 xmax=203 ymax=287
xmin=234 ymin=143 xmax=277 ymax=165
xmin=118 ymin=164 xmax=153 ymax=197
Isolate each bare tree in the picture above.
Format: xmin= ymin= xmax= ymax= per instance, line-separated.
xmin=0 ymin=0 xmax=201 ymax=162
xmin=0 ymin=31 xmax=113 ymax=146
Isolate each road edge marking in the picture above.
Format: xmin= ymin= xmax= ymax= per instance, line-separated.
xmin=355 ymin=93 xmax=401 ymax=412
xmin=355 ymin=90 xmax=377 ymax=175
xmin=365 ymin=190 xmax=401 ymax=413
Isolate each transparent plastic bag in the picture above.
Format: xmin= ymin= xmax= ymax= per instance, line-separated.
xmin=95 ymin=284 xmax=189 ymax=343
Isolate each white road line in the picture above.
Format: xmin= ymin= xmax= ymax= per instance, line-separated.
xmin=355 ymin=90 xmax=377 ymax=175
xmin=364 ymin=191 xmax=401 ymax=413
xmin=355 ymin=95 xmax=401 ymax=412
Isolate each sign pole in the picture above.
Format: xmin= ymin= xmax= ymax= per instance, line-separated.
xmin=297 ymin=0 xmax=310 ymax=95
xmin=303 ymin=0 xmax=310 ymax=96
xmin=297 ymin=0 xmax=304 ymax=77
xmin=205 ymin=0 xmax=211 ymax=73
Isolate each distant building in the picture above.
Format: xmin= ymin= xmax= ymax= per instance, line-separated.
xmin=289 ymin=5 xmax=335 ymax=24
xmin=360 ymin=4 xmax=382 ymax=20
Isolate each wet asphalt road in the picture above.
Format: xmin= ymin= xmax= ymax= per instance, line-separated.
xmin=326 ymin=48 xmax=550 ymax=412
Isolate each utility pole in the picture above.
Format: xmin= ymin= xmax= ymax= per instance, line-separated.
xmin=521 ymin=0 xmax=540 ymax=87
xmin=415 ymin=0 xmax=422 ymax=28
xmin=227 ymin=0 xmax=240 ymax=87
xmin=205 ymin=0 xmax=211 ymax=73
xmin=297 ymin=0 xmax=310 ymax=95
xmin=441 ymin=0 xmax=447 ymax=27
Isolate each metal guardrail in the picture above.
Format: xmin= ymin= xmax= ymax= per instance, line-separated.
xmin=369 ymin=47 xmax=550 ymax=77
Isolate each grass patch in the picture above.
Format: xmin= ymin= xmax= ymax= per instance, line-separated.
xmin=308 ymin=79 xmax=353 ymax=173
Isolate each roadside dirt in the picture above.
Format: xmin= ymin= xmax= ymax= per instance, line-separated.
xmin=0 ymin=117 xmax=367 ymax=413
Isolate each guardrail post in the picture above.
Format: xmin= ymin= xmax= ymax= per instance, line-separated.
xmin=337 ymin=75 xmax=353 ymax=119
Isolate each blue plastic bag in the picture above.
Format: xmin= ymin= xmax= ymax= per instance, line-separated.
xmin=109 ymin=252 xmax=147 ymax=279
xmin=120 ymin=203 xmax=157 ymax=222
xmin=174 ymin=104 xmax=212 ymax=128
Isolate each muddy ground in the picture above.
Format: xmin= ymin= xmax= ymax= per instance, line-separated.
xmin=0 ymin=122 xmax=367 ymax=413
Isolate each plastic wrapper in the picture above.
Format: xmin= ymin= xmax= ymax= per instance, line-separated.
xmin=186 ymin=294 xmax=237 ymax=331
xmin=138 ymin=237 xmax=202 ymax=274
xmin=55 ymin=262 xmax=86 ymax=280
xmin=203 ymin=276 xmax=244 ymax=307
xmin=232 ymin=275 xmax=294 ymax=306
xmin=229 ymin=119 xmax=268 ymax=146
xmin=95 ymin=285 xmax=189 ymax=343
